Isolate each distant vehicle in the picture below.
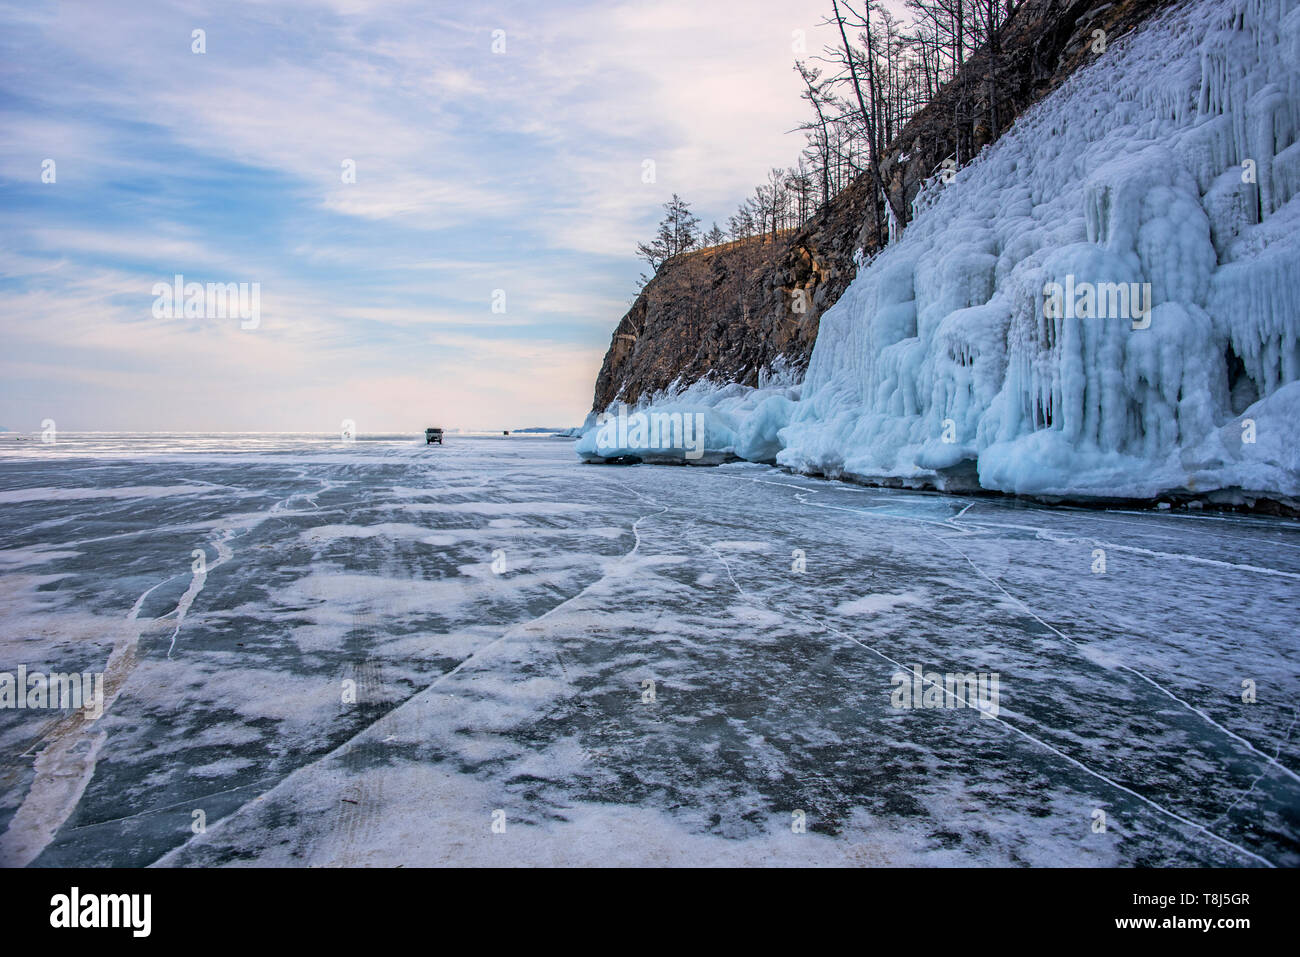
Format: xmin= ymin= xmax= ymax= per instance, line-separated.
xmin=425 ymin=427 xmax=444 ymax=445
xmin=502 ymin=430 xmax=510 ymax=436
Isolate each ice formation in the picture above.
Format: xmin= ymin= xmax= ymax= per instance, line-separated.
xmin=580 ymin=0 xmax=1300 ymax=504
xmin=575 ymin=366 xmax=802 ymax=464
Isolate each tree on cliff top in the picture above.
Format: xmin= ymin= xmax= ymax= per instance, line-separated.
xmin=636 ymin=194 xmax=701 ymax=271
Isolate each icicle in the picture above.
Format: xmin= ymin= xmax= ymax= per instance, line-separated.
xmin=770 ymin=0 xmax=1300 ymax=498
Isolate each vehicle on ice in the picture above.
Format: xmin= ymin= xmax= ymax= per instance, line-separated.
xmin=425 ymin=428 xmax=444 ymax=445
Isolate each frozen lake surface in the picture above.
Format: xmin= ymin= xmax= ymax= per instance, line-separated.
xmin=0 ymin=434 xmax=1297 ymax=866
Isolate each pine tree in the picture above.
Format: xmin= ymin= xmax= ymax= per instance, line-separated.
xmin=636 ymin=194 xmax=700 ymax=270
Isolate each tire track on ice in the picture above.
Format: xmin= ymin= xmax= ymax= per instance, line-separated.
xmin=150 ymin=502 xmax=666 ymax=866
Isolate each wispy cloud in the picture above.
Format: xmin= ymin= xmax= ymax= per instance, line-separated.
xmin=0 ymin=0 xmax=834 ymax=430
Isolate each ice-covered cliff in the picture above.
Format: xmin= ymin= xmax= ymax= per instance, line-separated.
xmin=581 ymin=0 xmax=1300 ymax=507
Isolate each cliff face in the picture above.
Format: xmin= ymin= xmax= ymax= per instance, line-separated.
xmin=590 ymin=0 xmax=1177 ymax=413
xmin=590 ymin=236 xmax=818 ymax=412
xmin=591 ymin=176 xmax=874 ymax=412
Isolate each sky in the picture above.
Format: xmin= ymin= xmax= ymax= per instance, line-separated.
xmin=0 ymin=0 xmax=843 ymax=432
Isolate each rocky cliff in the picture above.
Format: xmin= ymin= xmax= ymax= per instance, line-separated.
xmin=590 ymin=0 xmax=1177 ymax=413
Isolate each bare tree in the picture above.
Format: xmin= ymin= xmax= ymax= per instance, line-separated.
xmin=727 ymin=200 xmax=757 ymax=243
xmin=687 ymin=0 xmax=1025 ymax=282
xmin=826 ymin=0 xmax=907 ymax=244
xmin=787 ymin=162 xmax=815 ymax=225
xmin=795 ymin=61 xmax=835 ymax=209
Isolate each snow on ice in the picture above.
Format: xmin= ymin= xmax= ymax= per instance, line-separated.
xmin=0 ymin=435 xmax=1297 ymax=866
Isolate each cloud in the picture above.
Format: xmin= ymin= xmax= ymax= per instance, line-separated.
xmin=0 ymin=0 xmax=836 ymax=429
